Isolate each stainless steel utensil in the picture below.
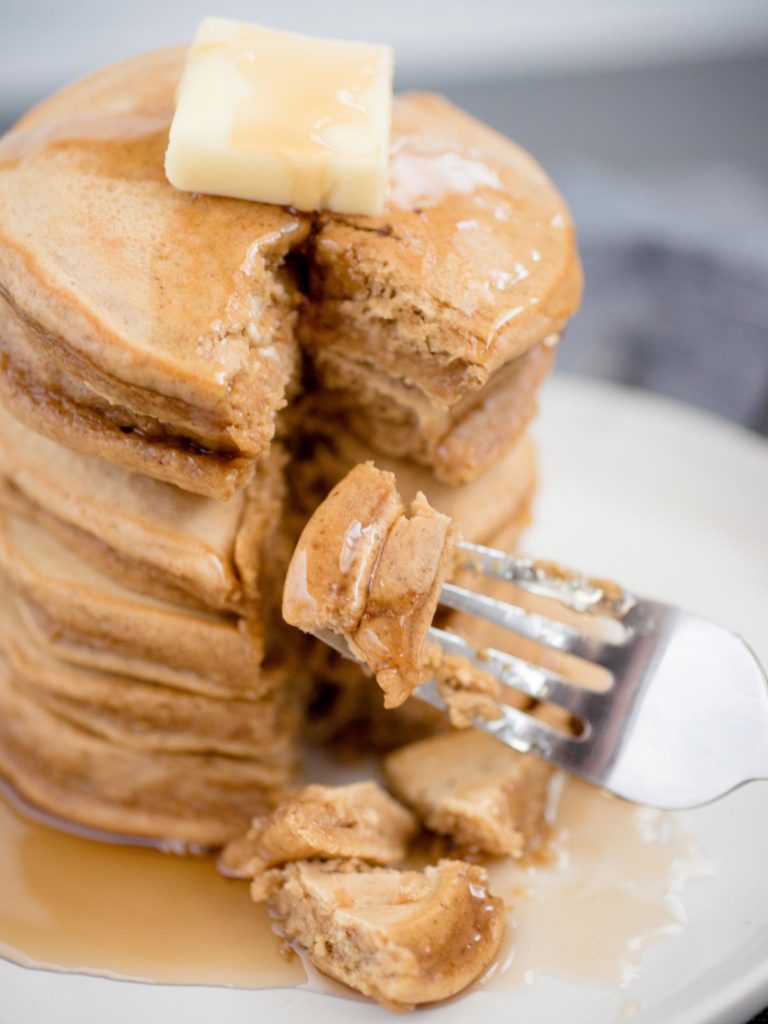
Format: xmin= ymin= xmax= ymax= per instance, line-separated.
xmin=314 ymin=540 xmax=768 ymax=809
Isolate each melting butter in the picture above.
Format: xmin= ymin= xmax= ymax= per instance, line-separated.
xmin=165 ymin=18 xmax=393 ymax=215
xmin=388 ymin=144 xmax=506 ymax=210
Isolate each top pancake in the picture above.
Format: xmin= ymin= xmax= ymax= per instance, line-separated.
xmin=0 ymin=48 xmax=308 ymax=497
xmin=0 ymin=48 xmax=581 ymax=496
xmin=304 ymin=92 xmax=582 ymax=406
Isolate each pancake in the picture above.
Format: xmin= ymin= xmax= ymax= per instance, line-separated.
xmin=0 ymin=401 xmax=283 ymax=613
xmin=251 ymin=858 xmax=503 ymax=1010
xmin=0 ymin=511 xmax=267 ymax=698
xmin=304 ymin=339 xmax=553 ymax=485
xmin=383 ymin=727 xmax=555 ymax=857
xmin=284 ymin=463 xmax=459 ymax=710
xmin=302 ymin=91 xmax=581 ymax=407
xmin=0 ymin=49 xmax=309 ymax=498
xmin=0 ymin=650 xmax=290 ymax=846
xmin=0 ymin=50 xmax=580 ymax=495
xmin=289 ymin=427 xmax=537 ymax=546
xmin=0 ymin=599 xmax=298 ymax=760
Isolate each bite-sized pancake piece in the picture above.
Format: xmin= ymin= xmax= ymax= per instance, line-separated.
xmin=283 ymin=462 xmax=403 ymax=636
xmin=283 ymin=463 xmax=459 ymax=707
xmin=299 ymin=480 xmax=536 ymax=749
xmin=384 ymin=728 xmax=556 ymax=857
xmin=302 ymin=92 xmax=581 ymax=407
xmin=427 ymin=647 xmax=505 ymax=729
xmin=0 ymin=511 xmax=266 ymax=698
xmin=0 ymin=48 xmax=309 ymax=497
xmin=220 ymin=782 xmax=417 ymax=880
xmin=354 ymin=492 xmax=458 ymax=707
xmin=305 ymin=336 xmax=554 ymax=485
xmin=253 ymin=858 xmax=504 ymax=1010
xmin=0 ymin=403 xmax=283 ymax=614
xmin=0 ymin=598 xmax=297 ymax=759
xmin=0 ymin=653 xmax=291 ymax=846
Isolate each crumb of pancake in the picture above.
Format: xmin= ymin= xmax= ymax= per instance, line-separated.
xmin=384 ymin=727 xmax=555 ymax=857
xmin=424 ymin=643 xmax=504 ymax=728
xmin=283 ymin=463 xmax=459 ymax=709
xmin=253 ymin=858 xmax=504 ymax=1010
xmin=218 ymin=781 xmax=417 ymax=881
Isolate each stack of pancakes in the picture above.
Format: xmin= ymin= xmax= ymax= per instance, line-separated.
xmin=0 ymin=49 xmax=581 ymax=846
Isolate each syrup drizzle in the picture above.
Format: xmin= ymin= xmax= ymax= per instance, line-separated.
xmin=0 ymin=788 xmax=303 ymax=989
xmin=484 ymin=776 xmax=713 ymax=991
xmin=0 ymin=773 xmax=712 ymax=1000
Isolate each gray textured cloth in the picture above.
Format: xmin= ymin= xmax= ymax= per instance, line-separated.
xmin=555 ymin=162 xmax=768 ymax=437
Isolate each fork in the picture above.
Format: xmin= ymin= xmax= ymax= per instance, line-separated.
xmin=314 ymin=540 xmax=768 ymax=809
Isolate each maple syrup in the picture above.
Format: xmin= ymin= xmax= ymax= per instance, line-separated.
xmin=484 ymin=776 xmax=711 ymax=991
xmin=0 ymin=785 xmax=304 ymax=988
xmin=0 ymin=774 xmax=709 ymax=999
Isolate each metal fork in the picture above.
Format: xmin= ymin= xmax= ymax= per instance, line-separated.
xmin=314 ymin=540 xmax=768 ymax=809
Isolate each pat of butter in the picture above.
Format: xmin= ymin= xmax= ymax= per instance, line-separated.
xmin=165 ymin=18 xmax=393 ymax=215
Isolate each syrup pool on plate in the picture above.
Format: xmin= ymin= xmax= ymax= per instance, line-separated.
xmin=0 ymin=788 xmax=304 ymax=988
xmin=483 ymin=775 xmax=713 ymax=991
xmin=0 ymin=773 xmax=712 ymax=996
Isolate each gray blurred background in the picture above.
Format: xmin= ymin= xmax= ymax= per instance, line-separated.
xmin=2 ymin=0 xmax=768 ymax=437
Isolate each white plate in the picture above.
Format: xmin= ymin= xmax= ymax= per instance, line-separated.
xmin=2 ymin=375 xmax=767 ymax=1024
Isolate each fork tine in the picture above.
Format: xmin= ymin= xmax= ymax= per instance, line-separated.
xmin=415 ymin=676 xmax=585 ymax=758
xmin=428 ymin=626 xmax=605 ymax=719
xmin=439 ymin=582 xmax=628 ymax=668
xmin=309 ymin=627 xmax=363 ymax=665
xmin=456 ymin=540 xmax=636 ymax=618
xmin=484 ymin=704 xmax=586 ymax=759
